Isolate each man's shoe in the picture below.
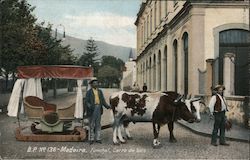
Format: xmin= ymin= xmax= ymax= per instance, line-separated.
xmin=89 ymin=140 xmax=94 ymax=145
xmin=220 ymin=142 xmax=229 ymax=146
xmin=96 ymin=140 xmax=102 ymax=144
xmin=211 ymin=143 xmax=218 ymax=146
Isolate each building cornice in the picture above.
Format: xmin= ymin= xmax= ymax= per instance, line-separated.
xmin=190 ymin=1 xmax=249 ymax=8
xmin=135 ymin=0 xmax=148 ymax=25
xmin=136 ymin=1 xmax=192 ymax=62
xmin=136 ymin=0 xmax=249 ymax=61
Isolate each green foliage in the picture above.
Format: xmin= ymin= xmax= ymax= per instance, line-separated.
xmin=0 ymin=0 xmax=76 ymax=90
xmin=96 ymin=56 xmax=124 ymax=88
xmin=0 ymin=0 xmax=38 ymax=73
xmin=0 ymin=0 xmax=76 ymax=75
xmin=97 ymin=65 xmax=120 ymax=88
xmin=98 ymin=65 xmax=119 ymax=78
xmin=34 ymin=24 xmax=75 ymax=65
xmin=78 ymin=37 xmax=99 ymax=67
xmin=77 ymin=37 xmax=100 ymax=76
xmin=101 ymin=55 xmax=124 ymax=70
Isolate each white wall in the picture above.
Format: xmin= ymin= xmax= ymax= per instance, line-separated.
xmin=204 ymin=7 xmax=249 ymax=60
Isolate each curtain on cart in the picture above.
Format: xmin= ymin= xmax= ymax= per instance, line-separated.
xmin=7 ymin=79 xmax=25 ymax=117
xmin=7 ymin=78 xmax=43 ymax=116
xmin=74 ymin=79 xmax=83 ymax=118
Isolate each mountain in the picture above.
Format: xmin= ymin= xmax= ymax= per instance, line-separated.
xmin=58 ymin=33 xmax=136 ymax=62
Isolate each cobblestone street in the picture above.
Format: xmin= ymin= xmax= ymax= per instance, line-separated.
xmin=0 ymin=89 xmax=249 ymax=159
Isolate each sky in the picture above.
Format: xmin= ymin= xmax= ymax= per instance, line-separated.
xmin=27 ymin=0 xmax=142 ymax=48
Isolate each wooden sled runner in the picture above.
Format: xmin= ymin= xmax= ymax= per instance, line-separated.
xmin=15 ymin=126 xmax=87 ymax=142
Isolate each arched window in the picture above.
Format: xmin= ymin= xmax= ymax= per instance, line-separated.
xmin=158 ymin=50 xmax=161 ymax=90
xmin=141 ymin=63 xmax=143 ymax=86
xmin=154 ymin=1 xmax=156 ymax=29
xmin=164 ymin=45 xmax=168 ymax=90
xmin=147 ymin=15 xmax=149 ymax=39
xmin=182 ymin=32 xmax=188 ymax=96
xmin=173 ymin=39 xmax=178 ymax=92
xmin=142 ymin=25 xmax=144 ymax=45
xmin=159 ymin=1 xmax=161 ymax=23
xmin=150 ymin=9 xmax=152 ymax=34
xmin=149 ymin=57 xmax=152 ymax=91
xmin=146 ymin=60 xmax=148 ymax=86
xmin=153 ymin=54 xmax=156 ymax=90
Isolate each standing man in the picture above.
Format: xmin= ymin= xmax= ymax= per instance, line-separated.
xmin=85 ymin=79 xmax=110 ymax=144
xmin=142 ymin=83 xmax=147 ymax=92
xmin=209 ymin=85 xmax=229 ymax=146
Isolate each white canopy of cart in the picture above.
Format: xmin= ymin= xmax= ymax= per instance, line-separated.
xmin=7 ymin=78 xmax=85 ymax=118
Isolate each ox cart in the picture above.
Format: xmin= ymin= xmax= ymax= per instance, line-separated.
xmin=7 ymin=65 xmax=93 ymax=141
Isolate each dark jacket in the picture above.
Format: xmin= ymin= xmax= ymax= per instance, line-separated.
xmin=85 ymin=88 xmax=110 ymax=116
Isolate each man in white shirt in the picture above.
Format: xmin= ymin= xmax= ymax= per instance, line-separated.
xmin=209 ymin=85 xmax=229 ymax=146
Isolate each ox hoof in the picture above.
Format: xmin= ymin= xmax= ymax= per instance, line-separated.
xmin=169 ymin=139 xmax=177 ymax=143
xmin=126 ymin=136 xmax=133 ymax=140
xmin=120 ymin=140 xmax=127 ymax=144
xmin=152 ymin=144 xmax=162 ymax=149
xmin=113 ymin=142 xmax=120 ymax=145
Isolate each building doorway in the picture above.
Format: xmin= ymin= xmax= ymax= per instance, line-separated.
xmin=219 ymin=29 xmax=250 ymax=96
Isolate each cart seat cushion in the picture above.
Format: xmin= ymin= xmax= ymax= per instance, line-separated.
xmin=24 ymin=96 xmax=57 ymax=112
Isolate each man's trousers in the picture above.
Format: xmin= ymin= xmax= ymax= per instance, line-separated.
xmin=89 ymin=105 xmax=101 ymax=141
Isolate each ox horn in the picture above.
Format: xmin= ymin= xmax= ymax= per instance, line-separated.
xmin=190 ymin=97 xmax=201 ymax=102
xmin=174 ymin=94 xmax=184 ymax=103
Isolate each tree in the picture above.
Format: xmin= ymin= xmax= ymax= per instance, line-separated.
xmin=97 ymin=56 xmax=125 ymax=88
xmin=78 ymin=37 xmax=99 ymax=75
xmin=35 ymin=23 xmax=75 ymax=65
xmin=0 ymin=0 xmax=39 ymax=89
xmin=0 ymin=0 xmax=76 ymax=90
xmin=101 ymin=55 xmax=124 ymax=70
xmin=98 ymin=65 xmax=120 ymax=88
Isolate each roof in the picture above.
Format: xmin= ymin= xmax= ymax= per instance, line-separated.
xmin=129 ymin=48 xmax=135 ymax=60
xmin=17 ymin=65 xmax=93 ymax=79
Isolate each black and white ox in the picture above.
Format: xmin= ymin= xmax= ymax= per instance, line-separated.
xmin=110 ymin=91 xmax=202 ymax=148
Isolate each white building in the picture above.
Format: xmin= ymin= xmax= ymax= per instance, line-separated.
xmin=120 ymin=50 xmax=137 ymax=90
xmin=135 ymin=0 xmax=249 ymax=96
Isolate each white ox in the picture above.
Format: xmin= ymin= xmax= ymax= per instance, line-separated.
xmin=109 ymin=91 xmax=202 ymax=147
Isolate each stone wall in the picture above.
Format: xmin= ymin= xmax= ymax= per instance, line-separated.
xmin=198 ymin=95 xmax=250 ymax=128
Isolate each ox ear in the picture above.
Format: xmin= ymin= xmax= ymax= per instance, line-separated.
xmin=190 ymin=97 xmax=201 ymax=103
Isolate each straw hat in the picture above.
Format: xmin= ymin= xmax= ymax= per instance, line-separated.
xmin=214 ymin=84 xmax=225 ymax=91
xmin=89 ymin=79 xmax=98 ymax=84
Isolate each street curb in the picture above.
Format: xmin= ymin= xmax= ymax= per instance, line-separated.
xmin=177 ymin=122 xmax=250 ymax=143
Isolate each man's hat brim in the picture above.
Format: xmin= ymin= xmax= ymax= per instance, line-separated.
xmin=89 ymin=79 xmax=98 ymax=84
xmin=214 ymin=85 xmax=225 ymax=91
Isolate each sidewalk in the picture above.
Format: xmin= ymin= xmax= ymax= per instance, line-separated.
xmin=178 ymin=113 xmax=250 ymax=143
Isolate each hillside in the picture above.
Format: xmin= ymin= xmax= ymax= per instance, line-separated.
xmin=59 ymin=34 xmax=136 ymax=62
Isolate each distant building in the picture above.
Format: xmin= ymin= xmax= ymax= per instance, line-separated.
xmin=121 ymin=49 xmax=137 ymax=91
xmin=135 ymin=0 xmax=249 ymax=96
